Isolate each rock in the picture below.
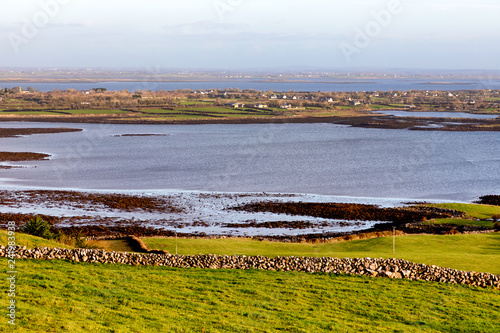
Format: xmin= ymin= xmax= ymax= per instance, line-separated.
xmin=3 ymin=245 xmax=499 ymax=289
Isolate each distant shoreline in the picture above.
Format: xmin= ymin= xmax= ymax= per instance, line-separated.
xmin=0 ymin=78 xmax=380 ymax=84
xmin=1 ymin=114 xmax=499 ymax=131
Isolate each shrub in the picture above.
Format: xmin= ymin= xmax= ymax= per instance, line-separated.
xmin=476 ymin=195 xmax=500 ymax=206
xmin=21 ymin=216 xmax=55 ymax=240
xmin=73 ymin=231 xmax=98 ymax=249
xmin=53 ymin=231 xmax=74 ymax=246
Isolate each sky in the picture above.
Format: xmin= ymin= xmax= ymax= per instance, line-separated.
xmin=1 ymin=0 xmax=499 ymax=70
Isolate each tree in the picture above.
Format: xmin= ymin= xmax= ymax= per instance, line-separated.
xmin=21 ymin=216 xmax=54 ymax=240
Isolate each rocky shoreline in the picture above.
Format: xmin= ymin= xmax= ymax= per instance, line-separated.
xmin=2 ymin=245 xmax=498 ymax=289
xmin=0 ymin=152 xmax=52 ymax=169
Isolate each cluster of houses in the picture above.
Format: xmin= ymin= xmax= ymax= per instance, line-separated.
xmin=225 ymin=102 xmax=274 ymax=109
xmin=269 ymin=94 xmax=298 ymax=100
xmin=225 ymin=102 xmax=296 ymax=110
xmin=194 ymin=90 xmax=215 ymax=95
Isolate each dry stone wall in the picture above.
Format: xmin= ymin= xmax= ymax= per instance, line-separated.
xmin=1 ymin=245 xmax=498 ymax=289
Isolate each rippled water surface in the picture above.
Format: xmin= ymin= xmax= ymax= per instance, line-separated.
xmin=376 ymin=110 xmax=499 ymax=119
xmin=2 ymin=79 xmax=500 ymax=92
xmin=1 ymin=122 xmax=499 ymax=202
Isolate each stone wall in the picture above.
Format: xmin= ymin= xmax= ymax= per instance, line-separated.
xmin=1 ymin=245 xmax=498 ymax=289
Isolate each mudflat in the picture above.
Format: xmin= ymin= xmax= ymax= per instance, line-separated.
xmin=0 ymin=127 xmax=82 ymax=137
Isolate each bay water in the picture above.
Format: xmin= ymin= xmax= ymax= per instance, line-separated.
xmin=1 ymin=122 xmax=498 ymax=202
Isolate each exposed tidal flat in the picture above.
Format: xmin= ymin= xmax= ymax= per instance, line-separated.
xmin=1 ymin=120 xmax=499 ymax=237
xmin=0 ymin=189 xmax=411 ymax=237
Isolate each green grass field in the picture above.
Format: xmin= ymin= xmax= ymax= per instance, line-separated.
xmin=3 ymin=230 xmax=499 ymax=274
xmin=369 ymin=104 xmax=399 ymax=110
xmin=130 ymin=106 xmax=275 ymax=120
xmin=0 ymin=111 xmax=57 ymax=115
xmin=1 ymin=258 xmax=499 ymax=332
xmin=2 ymin=230 xmax=499 ymax=331
xmin=0 ymin=109 xmax=129 ymax=115
xmin=427 ymin=203 xmax=500 ymax=220
xmin=426 ymin=218 xmax=495 ymax=228
xmin=138 ymin=109 xmax=185 ymax=114
xmin=143 ymin=233 xmax=500 ymax=274
xmin=177 ymin=100 xmax=215 ymax=106
xmin=0 ymin=230 xmax=72 ymax=249
xmin=422 ymin=203 xmax=500 ymax=228
xmin=64 ymin=110 xmax=130 ymax=115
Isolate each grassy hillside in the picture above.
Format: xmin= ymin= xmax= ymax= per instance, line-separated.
xmin=143 ymin=233 xmax=500 ymax=274
xmin=3 ymin=229 xmax=499 ymax=274
xmin=1 ymin=258 xmax=499 ymax=333
xmin=427 ymin=203 xmax=500 ymax=220
xmin=0 ymin=229 xmax=72 ymax=249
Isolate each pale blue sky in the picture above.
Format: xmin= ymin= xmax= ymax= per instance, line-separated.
xmin=1 ymin=0 xmax=499 ymax=70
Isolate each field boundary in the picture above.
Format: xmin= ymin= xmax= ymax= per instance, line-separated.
xmin=2 ymin=245 xmax=498 ymax=289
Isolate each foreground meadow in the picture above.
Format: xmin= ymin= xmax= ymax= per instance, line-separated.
xmin=1 ymin=258 xmax=499 ymax=333
xmin=141 ymin=233 xmax=500 ymax=275
xmin=1 ymin=230 xmax=499 ymax=332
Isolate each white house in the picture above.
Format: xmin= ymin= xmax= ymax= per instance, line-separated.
xmin=253 ymin=103 xmax=268 ymax=108
xmin=226 ymin=102 xmax=245 ymax=108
